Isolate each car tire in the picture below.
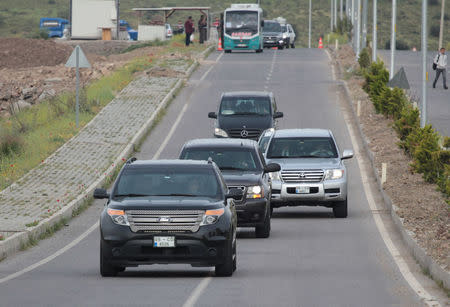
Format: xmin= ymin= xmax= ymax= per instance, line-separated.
xmin=278 ymin=45 xmax=284 ymax=50
xmin=215 ymin=233 xmax=235 ymax=277
xmin=224 ymin=50 xmax=232 ymax=53
xmin=291 ymin=43 xmax=295 ymax=48
xmin=100 ymin=241 xmax=119 ymax=277
xmin=256 ymin=49 xmax=263 ymax=53
xmin=255 ymin=207 xmax=271 ymax=238
xmin=333 ymin=198 xmax=348 ymax=218
xmin=286 ymin=39 xmax=290 ymax=49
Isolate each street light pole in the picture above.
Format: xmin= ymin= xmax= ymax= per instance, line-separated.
xmin=362 ymin=0 xmax=368 ymax=48
xmin=340 ymin=0 xmax=343 ymax=21
xmin=421 ymin=0 xmax=428 ymax=128
xmin=390 ymin=0 xmax=397 ymax=79
xmin=334 ymin=0 xmax=338 ymax=28
xmin=372 ymin=0 xmax=377 ymax=62
xmin=356 ymin=0 xmax=361 ymax=56
xmin=309 ymin=0 xmax=312 ymax=48
xmin=346 ymin=0 xmax=350 ymax=17
xmin=331 ymin=0 xmax=334 ymax=31
xmin=439 ymin=0 xmax=446 ymax=49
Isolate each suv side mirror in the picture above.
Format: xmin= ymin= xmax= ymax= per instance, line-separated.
xmin=226 ymin=188 xmax=243 ymax=200
xmin=94 ymin=188 xmax=110 ymax=199
xmin=264 ymin=163 xmax=281 ymax=173
xmin=208 ymin=112 xmax=217 ymax=119
xmin=273 ymin=111 xmax=284 ymax=119
xmin=341 ymin=149 xmax=354 ymax=160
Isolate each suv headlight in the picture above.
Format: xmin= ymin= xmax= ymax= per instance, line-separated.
xmin=107 ymin=209 xmax=130 ymax=226
xmin=214 ymin=128 xmax=228 ymax=138
xmin=247 ymin=185 xmax=263 ymax=199
xmin=324 ymin=169 xmax=345 ymax=180
xmin=269 ymin=171 xmax=281 ymax=181
xmin=200 ymin=208 xmax=224 ymax=226
xmin=282 ymin=33 xmax=287 ymax=39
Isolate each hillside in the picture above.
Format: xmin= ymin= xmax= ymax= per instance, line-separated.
xmin=0 ymin=0 xmax=448 ymax=50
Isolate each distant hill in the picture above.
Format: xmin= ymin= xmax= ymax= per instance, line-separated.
xmin=0 ymin=0 xmax=448 ymax=50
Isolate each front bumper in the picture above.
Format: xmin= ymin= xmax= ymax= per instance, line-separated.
xmin=235 ymin=198 xmax=268 ymax=227
xmin=263 ymin=38 xmax=284 ymax=48
xmin=101 ymin=217 xmax=232 ymax=267
xmin=270 ymin=178 xmax=347 ymax=207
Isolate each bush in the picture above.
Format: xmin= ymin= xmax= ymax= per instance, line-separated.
xmin=30 ymin=29 xmax=49 ymax=40
xmin=0 ymin=133 xmax=24 ymax=157
xmin=335 ymin=16 xmax=352 ymax=36
xmin=394 ymin=105 xmax=420 ymax=144
xmin=363 ymin=61 xmax=389 ymax=96
xmin=358 ymin=48 xmax=371 ymax=69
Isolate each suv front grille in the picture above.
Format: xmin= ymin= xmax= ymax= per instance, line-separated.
xmin=281 ymin=169 xmax=324 ymax=183
xmin=228 ymin=128 xmax=262 ymax=139
xmin=228 ymin=186 xmax=246 ymax=201
xmin=126 ymin=210 xmax=204 ymax=233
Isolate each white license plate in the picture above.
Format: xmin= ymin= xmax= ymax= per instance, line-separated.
xmin=154 ymin=236 xmax=175 ymax=248
xmin=295 ymin=187 xmax=310 ymax=194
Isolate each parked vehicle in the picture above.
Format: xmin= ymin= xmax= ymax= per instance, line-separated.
xmin=165 ymin=23 xmax=173 ymax=38
xmin=208 ymin=91 xmax=283 ymax=140
xmin=223 ymin=3 xmax=264 ymax=53
xmin=259 ymin=129 xmax=354 ymax=218
xmin=94 ymin=158 xmax=241 ymax=277
xmin=39 ymin=18 xmax=69 ymax=38
xmin=262 ymin=20 xmax=284 ymax=49
xmin=119 ymin=20 xmax=138 ymax=41
xmin=273 ymin=17 xmax=295 ymax=48
xmin=180 ymin=139 xmax=280 ymax=238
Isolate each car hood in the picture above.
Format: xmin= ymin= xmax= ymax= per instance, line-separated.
xmin=221 ymin=171 xmax=262 ymax=186
xmin=263 ymin=32 xmax=282 ymax=37
xmin=108 ymin=198 xmax=223 ymax=210
xmin=218 ymin=115 xmax=272 ymax=131
xmin=265 ymin=158 xmax=341 ymax=170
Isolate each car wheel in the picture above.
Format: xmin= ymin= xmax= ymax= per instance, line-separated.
xmin=278 ymin=45 xmax=284 ymax=50
xmin=100 ymin=241 xmax=119 ymax=277
xmin=256 ymin=49 xmax=263 ymax=53
xmin=255 ymin=207 xmax=271 ymax=238
xmin=286 ymin=39 xmax=290 ymax=49
xmin=224 ymin=50 xmax=232 ymax=53
xmin=215 ymin=234 xmax=234 ymax=277
xmin=333 ymin=198 xmax=348 ymax=218
xmin=291 ymin=43 xmax=295 ymax=48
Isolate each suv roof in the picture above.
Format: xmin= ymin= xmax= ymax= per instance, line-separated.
xmin=222 ymin=91 xmax=272 ymax=98
xmin=273 ymin=129 xmax=332 ymax=138
xmin=183 ymin=138 xmax=258 ymax=150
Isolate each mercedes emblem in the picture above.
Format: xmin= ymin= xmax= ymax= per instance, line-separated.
xmin=240 ymin=130 xmax=249 ymax=138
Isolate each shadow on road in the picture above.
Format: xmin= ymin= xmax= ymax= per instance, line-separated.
xmin=118 ymin=269 xmax=212 ymax=278
xmin=271 ymin=210 xmax=333 ymax=219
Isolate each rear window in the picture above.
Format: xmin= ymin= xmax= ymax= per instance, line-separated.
xmin=182 ymin=148 xmax=262 ymax=172
xmin=267 ymin=137 xmax=338 ymax=159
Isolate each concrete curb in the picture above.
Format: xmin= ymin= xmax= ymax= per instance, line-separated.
xmin=331 ymin=51 xmax=450 ymax=290
xmin=0 ymin=47 xmax=214 ymax=261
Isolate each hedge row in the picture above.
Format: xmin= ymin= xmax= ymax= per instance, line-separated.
xmin=361 ymin=53 xmax=449 ymax=198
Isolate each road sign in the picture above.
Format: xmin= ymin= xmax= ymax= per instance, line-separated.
xmin=65 ymin=45 xmax=91 ymax=129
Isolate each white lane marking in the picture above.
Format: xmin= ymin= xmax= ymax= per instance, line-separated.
xmin=182 ymin=276 xmax=213 ymax=307
xmin=152 ymin=102 xmax=189 ymax=160
xmin=326 ymin=49 xmax=441 ymax=306
xmin=0 ymin=51 xmax=224 ymax=285
xmin=265 ymin=49 xmax=277 ymax=90
xmin=199 ymin=52 xmax=223 ymax=82
xmin=0 ymin=222 xmax=99 ymax=284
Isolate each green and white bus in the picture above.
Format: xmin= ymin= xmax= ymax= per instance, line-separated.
xmin=223 ymin=4 xmax=264 ymax=53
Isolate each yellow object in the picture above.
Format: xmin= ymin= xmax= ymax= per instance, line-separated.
xmin=102 ymin=28 xmax=112 ymax=41
xmin=426 ymin=71 xmax=429 ymax=81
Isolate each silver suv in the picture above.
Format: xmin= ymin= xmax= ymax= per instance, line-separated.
xmin=259 ymin=129 xmax=353 ymax=218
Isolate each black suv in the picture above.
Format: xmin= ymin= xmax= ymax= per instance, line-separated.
xmin=179 ymin=139 xmax=280 ymax=238
xmin=208 ymin=91 xmax=283 ymax=140
xmin=94 ymin=159 xmax=241 ymax=277
xmin=262 ymin=20 xmax=284 ymax=49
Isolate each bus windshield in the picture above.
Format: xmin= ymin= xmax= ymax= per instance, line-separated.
xmin=225 ymin=11 xmax=258 ymax=36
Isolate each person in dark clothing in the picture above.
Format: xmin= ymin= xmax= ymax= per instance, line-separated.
xmin=184 ymin=16 xmax=194 ymax=46
xmin=198 ymin=15 xmax=207 ymax=44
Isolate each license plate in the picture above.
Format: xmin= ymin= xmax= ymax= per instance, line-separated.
xmin=154 ymin=236 xmax=175 ymax=248
xmin=237 ymin=44 xmax=247 ymax=47
xmin=266 ymin=40 xmax=274 ymax=43
xmin=295 ymin=187 xmax=310 ymax=194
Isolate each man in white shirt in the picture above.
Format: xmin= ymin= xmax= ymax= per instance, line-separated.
xmin=433 ymin=47 xmax=448 ymax=89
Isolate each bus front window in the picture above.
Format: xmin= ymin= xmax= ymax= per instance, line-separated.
xmin=225 ymin=11 xmax=258 ymax=36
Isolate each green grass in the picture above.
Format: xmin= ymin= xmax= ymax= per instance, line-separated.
xmin=25 ymin=220 xmax=40 ymax=227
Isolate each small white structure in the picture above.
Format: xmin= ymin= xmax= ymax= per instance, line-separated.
xmin=137 ymin=25 xmax=166 ymax=41
xmin=70 ymin=0 xmax=118 ymax=39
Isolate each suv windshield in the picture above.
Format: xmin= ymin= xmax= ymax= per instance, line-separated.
xmin=225 ymin=11 xmax=258 ymax=36
xmin=182 ymin=149 xmax=261 ymax=172
xmin=113 ymin=167 xmax=222 ymax=199
xmin=263 ymin=22 xmax=281 ymax=33
xmin=267 ymin=137 xmax=338 ymax=159
xmin=220 ymin=96 xmax=271 ymax=116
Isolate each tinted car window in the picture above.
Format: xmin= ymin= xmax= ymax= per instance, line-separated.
xmin=267 ymin=137 xmax=338 ymax=159
xmin=114 ymin=167 xmax=222 ymax=199
xmin=263 ymin=22 xmax=281 ymax=33
xmin=182 ymin=148 xmax=261 ymax=172
xmin=220 ymin=97 xmax=271 ymax=116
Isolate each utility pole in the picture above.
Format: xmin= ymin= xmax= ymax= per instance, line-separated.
xmin=362 ymin=0 xmax=368 ymax=49
xmin=356 ymin=0 xmax=361 ymax=56
xmin=334 ymin=0 xmax=338 ymax=28
xmin=421 ymin=0 xmax=428 ymax=128
xmin=331 ymin=0 xmax=334 ymax=31
xmin=346 ymin=0 xmax=350 ymax=17
xmin=439 ymin=0 xmax=446 ymax=49
xmin=390 ymin=0 xmax=397 ymax=79
xmin=351 ymin=0 xmax=355 ymax=25
xmin=372 ymin=0 xmax=377 ymax=62
xmin=309 ymin=0 xmax=312 ymax=48
xmin=340 ymin=0 xmax=343 ymax=21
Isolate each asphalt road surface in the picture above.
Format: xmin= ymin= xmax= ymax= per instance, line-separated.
xmin=379 ymin=50 xmax=450 ymax=137
xmin=0 ymin=49 xmax=446 ymax=307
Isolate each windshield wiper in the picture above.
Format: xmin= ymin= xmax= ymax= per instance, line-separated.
xmin=292 ymin=155 xmax=330 ymax=158
xmin=114 ymin=193 xmax=151 ymax=198
xmin=220 ymin=166 xmax=247 ymax=171
xmin=154 ymin=193 xmax=198 ymax=197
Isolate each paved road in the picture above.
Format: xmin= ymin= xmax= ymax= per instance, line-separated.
xmin=0 ymin=49 xmax=445 ymax=306
xmin=379 ymin=50 xmax=449 ymax=137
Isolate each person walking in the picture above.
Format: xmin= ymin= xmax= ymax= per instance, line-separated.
xmin=198 ymin=15 xmax=207 ymax=44
xmin=433 ymin=47 xmax=448 ymax=89
xmin=184 ymin=16 xmax=194 ymax=46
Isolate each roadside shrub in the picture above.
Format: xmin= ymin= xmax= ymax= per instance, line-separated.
xmin=358 ymin=48 xmax=371 ymax=69
xmin=363 ymin=61 xmax=389 ymax=94
xmin=0 ymin=133 xmax=24 ymax=157
xmin=30 ymin=29 xmax=49 ymax=40
xmin=394 ymin=105 xmax=420 ymax=144
xmin=385 ymin=88 xmax=407 ymax=119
